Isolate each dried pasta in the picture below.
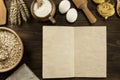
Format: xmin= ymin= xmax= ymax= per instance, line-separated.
xmin=93 ymin=0 xmax=105 ymax=4
xmin=97 ymin=2 xmax=115 ymax=19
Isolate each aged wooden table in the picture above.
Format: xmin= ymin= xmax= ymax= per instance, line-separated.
xmin=0 ymin=0 xmax=120 ymax=80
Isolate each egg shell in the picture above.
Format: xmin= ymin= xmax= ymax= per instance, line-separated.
xmin=59 ymin=0 xmax=71 ymax=14
xmin=66 ymin=8 xmax=78 ymax=23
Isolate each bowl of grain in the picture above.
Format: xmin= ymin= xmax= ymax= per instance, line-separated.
xmin=0 ymin=27 xmax=23 ymax=72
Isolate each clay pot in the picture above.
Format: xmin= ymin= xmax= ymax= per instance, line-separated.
xmin=31 ymin=0 xmax=56 ymax=24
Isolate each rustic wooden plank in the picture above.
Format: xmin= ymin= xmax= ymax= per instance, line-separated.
xmin=0 ymin=0 xmax=120 ymax=80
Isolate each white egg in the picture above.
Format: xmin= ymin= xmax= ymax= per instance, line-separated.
xmin=59 ymin=0 xmax=71 ymax=14
xmin=66 ymin=8 xmax=78 ymax=23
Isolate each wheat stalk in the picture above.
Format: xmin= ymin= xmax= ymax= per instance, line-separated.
xmin=19 ymin=0 xmax=30 ymax=18
xmin=17 ymin=0 xmax=27 ymax=22
xmin=9 ymin=0 xmax=29 ymax=26
xmin=16 ymin=0 xmax=21 ymax=25
xmin=17 ymin=7 xmax=21 ymax=25
xmin=9 ymin=0 xmax=14 ymax=25
xmin=14 ymin=0 xmax=18 ymax=25
xmin=9 ymin=0 xmax=18 ymax=25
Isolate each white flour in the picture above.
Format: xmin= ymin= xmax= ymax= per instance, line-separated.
xmin=33 ymin=0 xmax=52 ymax=17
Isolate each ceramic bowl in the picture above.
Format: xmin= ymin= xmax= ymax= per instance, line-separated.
xmin=31 ymin=0 xmax=56 ymax=24
xmin=0 ymin=27 xmax=24 ymax=72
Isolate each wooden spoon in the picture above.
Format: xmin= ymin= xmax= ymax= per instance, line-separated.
xmin=72 ymin=0 xmax=97 ymax=23
xmin=37 ymin=0 xmax=43 ymax=7
xmin=117 ymin=0 xmax=120 ymax=16
xmin=0 ymin=0 xmax=7 ymax=25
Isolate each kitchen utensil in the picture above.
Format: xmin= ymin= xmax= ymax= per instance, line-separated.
xmin=72 ymin=0 xmax=97 ymax=23
xmin=37 ymin=0 xmax=43 ymax=7
xmin=0 ymin=0 xmax=7 ymax=25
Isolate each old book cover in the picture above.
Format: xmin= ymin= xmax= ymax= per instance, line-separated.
xmin=43 ymin=26 xmax=106 ymax=78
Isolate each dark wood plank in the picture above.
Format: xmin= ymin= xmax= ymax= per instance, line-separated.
xmin=0 ymin=0 xmax=120 ymax=80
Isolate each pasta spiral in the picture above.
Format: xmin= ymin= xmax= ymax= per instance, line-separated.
xmin=97 ymin=2 xmax=115 ymax=19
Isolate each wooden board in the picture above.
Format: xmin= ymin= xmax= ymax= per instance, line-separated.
xmin=0 ymin=0 xmax=120 ymax=80
xmin=0 ymin=0 xmax=6 ymax=25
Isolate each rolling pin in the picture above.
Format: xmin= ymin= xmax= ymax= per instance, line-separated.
xmin=72 ymin=0 xmax=97 ymax=23
xmin=0 ymin=0 xmax=7 ymax=25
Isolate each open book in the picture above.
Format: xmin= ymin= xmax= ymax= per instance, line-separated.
xmin=43 ymin=26 xmax=107 ymax=78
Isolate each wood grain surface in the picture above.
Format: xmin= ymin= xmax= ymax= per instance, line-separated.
xmin=0 ymin=0 xmax=120 ymax=80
